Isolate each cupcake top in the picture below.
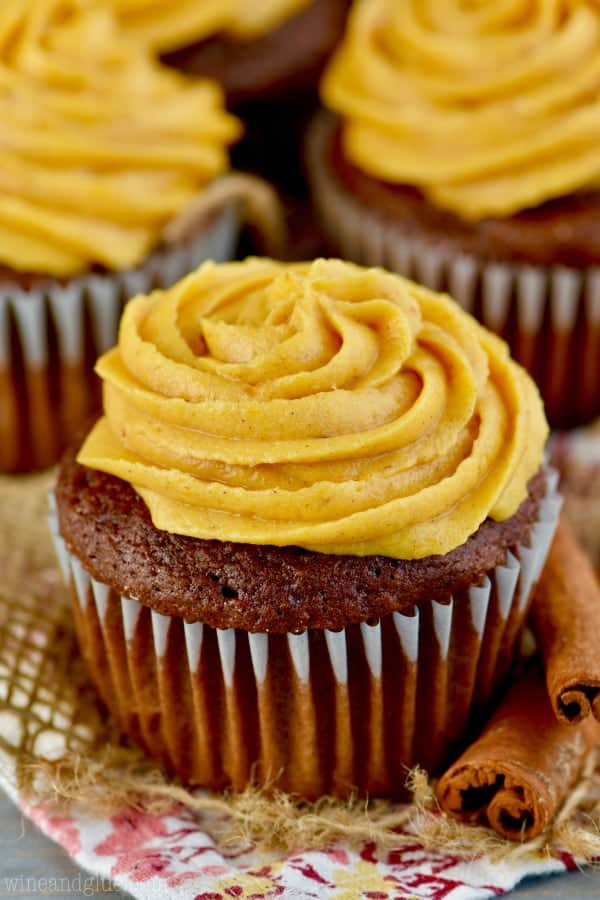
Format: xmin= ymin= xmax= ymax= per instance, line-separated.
xmin=0 ymin=0 xmax=240 ymax=277
xmin=79 ymin=257 xmax=548 ymax=560
xmin=110 ymin=0 xmax=312 ymax=52
xmin=322 ymin=0 xmax=600 ymax=219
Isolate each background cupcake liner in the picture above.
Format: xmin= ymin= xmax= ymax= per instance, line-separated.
xmin=0 ymin=204 xmax=239 ymax=474
xmin=551 ymin=425 xmax=600 ymax=569
xmin=49 ymin=469 xmax=561 ymax=798
xmin=306 ymin=113 xmax=600 ymax=429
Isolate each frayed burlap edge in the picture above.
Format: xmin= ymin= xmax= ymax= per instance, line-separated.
xmin=1 ymin=472 xmax=600 ymax=864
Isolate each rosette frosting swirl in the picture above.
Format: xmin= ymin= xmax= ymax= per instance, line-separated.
xmin=79 ymin=258 xmax=548 ymax=559
xmin=323 ymin=0 xmax=600 ymax=219
xmin=110 ymin=0 xmax=311 ymax=51
xmin=0 ymin=0 xmax=240 ymax=276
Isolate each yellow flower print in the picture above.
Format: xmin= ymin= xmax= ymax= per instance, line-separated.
xmin=332 ymin=860 xmax=398 ymax=900
xmin=213 ymin=871 xmax=279 ymax=898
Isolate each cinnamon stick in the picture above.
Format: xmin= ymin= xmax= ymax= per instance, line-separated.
xmin=530 ymin=516 xmax=600 ymax=724
xmin=436 ymin=664 xmax=600 ymax=841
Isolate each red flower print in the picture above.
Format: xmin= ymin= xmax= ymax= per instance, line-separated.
xmin=27 ymin=806 xmax=81 ymax=856
xmin=94 ymin=810 xmax=169 ymax=856
xmin=93 ymin=809 xmax=223 ymax=886
xmin=110 ymin=848 xmax=173 ymax=883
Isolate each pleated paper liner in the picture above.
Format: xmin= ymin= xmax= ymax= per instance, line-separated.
xmin=551 ymin=426 xmax=600 ymax=570
xmin=48 ymin=470 xmax=561 ymax=799
xmin=306 ymin=112 xmax=600 ymax=430
xmin=0 ymin=204 xmax=239 ymax=474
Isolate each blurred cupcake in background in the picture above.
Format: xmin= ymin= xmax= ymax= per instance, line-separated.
xmin=551 ymin=420 xmax=600 ymax=569
xmin=0 ymin=0 xmax=241 ymax=473
xmin=110 ymin=0 xmax=349 ymax=194
xmin=112 ymin=0 xmax=346 ymax=102
xmin=307 ymin=0 xmax=600 ymax=428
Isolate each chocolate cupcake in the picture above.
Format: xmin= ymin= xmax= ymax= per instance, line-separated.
xmin=307 ymin=0 xmax=600 ymax=428
xmin=0 ymin=0 xmax=241 ymax=473
xmin=110 ymin=0 xmax=349 ymax=194
xmin=112 ymin=0 xmax=347 ymax=104
xmin=51 ymin=258 xmax=559 ymax=797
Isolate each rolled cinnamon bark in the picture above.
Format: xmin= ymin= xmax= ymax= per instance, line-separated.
xmin=530 ymin=517 xmax=600 ymax=724
xmin=436 ymin=664 xmax=600 ymax=841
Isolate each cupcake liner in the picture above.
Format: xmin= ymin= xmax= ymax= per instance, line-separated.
xmin=551 ymin=427 xmax=600 ymax=569
xmin=49 ymin=470 xmax=561 ymax=798
xmin=0 ymin=204 xmax=239 ymax=473
xmin=306 ymin=113 xmax=600 ymax=429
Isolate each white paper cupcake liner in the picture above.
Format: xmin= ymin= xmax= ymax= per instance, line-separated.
xmin=0 ymin=204 xmax=239 ymax=473
xmin=49 ymin=469 xmax=561 ymax=797
xmin=306 ymin=112 xmax=600 ymax=428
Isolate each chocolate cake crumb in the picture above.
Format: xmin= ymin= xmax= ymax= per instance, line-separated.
xmin=56 ymin=445 xmax=547 ymax=633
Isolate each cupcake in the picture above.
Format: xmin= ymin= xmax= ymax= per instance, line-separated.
xmin=111 ymin=0 xmax=347 ymax=103
xmin=51 ymin=257 xmax=559 ymax=797
xmin=0 ymin=0 xmax=241 ymax=473
xmin=307 ymin=0 xmax=600 ymax=428
xmin=551 ymin=421 xmax=600 ymax=569
xmin=110 ymin=0 xmax=349 ymax=194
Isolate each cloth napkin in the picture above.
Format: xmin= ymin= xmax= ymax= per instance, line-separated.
xmin=0 ymin=747 xmax=575 ymax=900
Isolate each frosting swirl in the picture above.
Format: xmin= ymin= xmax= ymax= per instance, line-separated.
xmin=110 ymin=0 xmax=312 ymax=52
xmin=79 ymin=258 xmax=548 ymax=559
xmin=0 ymin=0 xmax=240 ymax=276
xmin=322 ymin=0 xmax=600 ymax=219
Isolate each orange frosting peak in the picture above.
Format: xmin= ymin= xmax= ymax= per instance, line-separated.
xmin=0 ymin=0 xmax=240 ymax=276
xmin=79 ymin=258 xmax=549 ymax=559
xmin=323 ymin=0 xmax=600 ymax=219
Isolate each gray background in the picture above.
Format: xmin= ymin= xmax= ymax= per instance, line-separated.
xmin=1 ymin=791 xmax=599 ymax=899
